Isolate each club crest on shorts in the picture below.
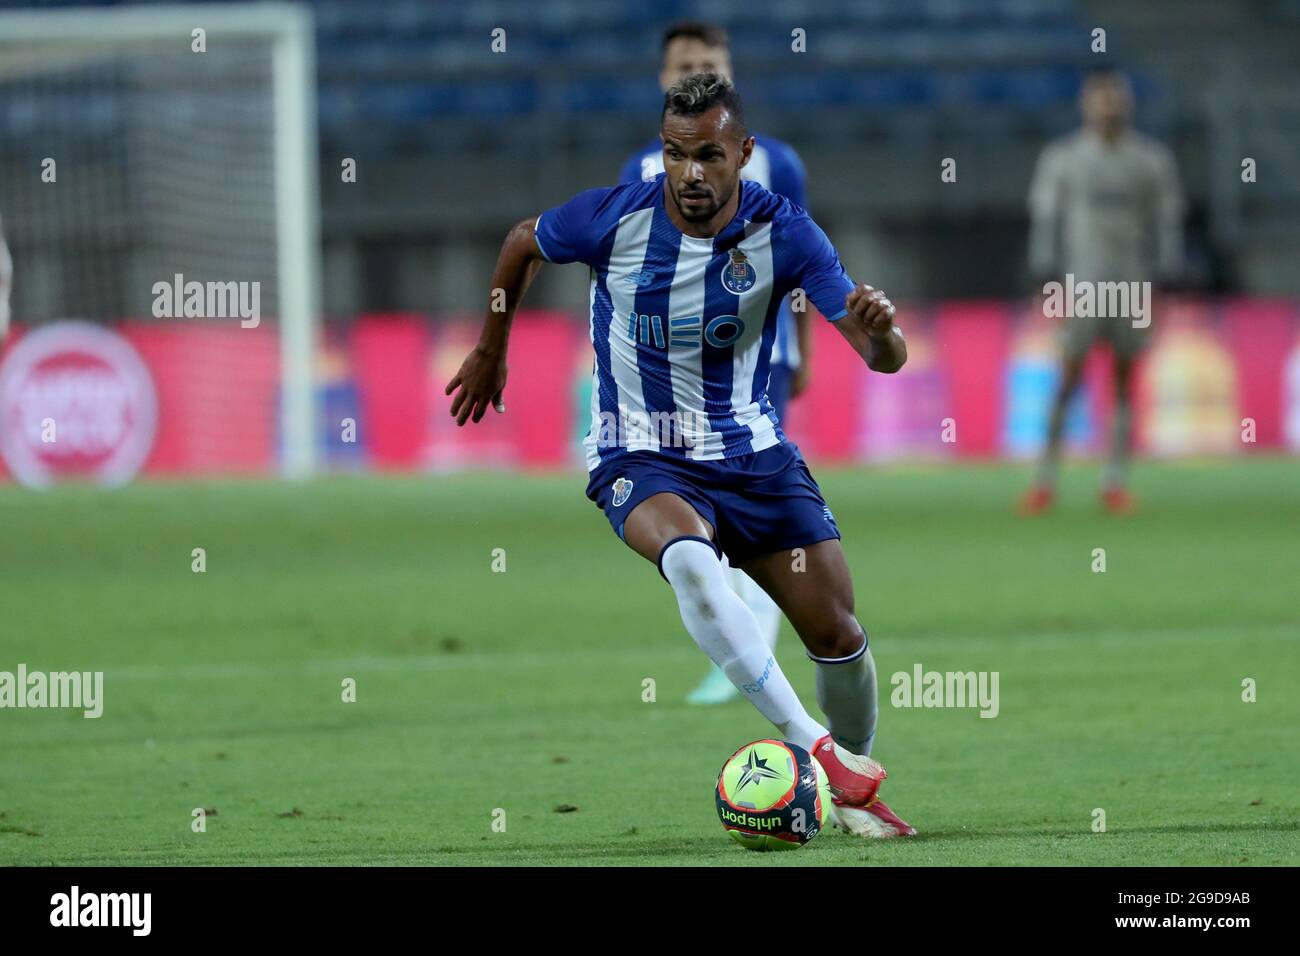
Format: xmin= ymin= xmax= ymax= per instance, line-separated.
xmin=721 ymin=249 xmax=756 ymax=295
xmin=611 ymin=477 xmax=634 ymax=507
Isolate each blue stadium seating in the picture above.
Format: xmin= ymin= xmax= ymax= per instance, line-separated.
xmin=0 ymin=0 xmax=1112 ymax=146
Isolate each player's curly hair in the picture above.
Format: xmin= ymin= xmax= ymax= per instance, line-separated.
xmin=661 ymin=72 xmax=747 ymax=136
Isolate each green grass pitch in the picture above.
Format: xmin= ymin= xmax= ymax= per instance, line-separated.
xmin=1 ymin=458 xmax=1297 ymax=866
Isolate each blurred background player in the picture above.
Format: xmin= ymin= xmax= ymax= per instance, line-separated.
xmin=620 ymin=21 xmax=812 ymax=704
xmin=0 ymin=214 xmax=11 ymax=342
xmin=1021 ymin=68 xmax=1184 ymax=515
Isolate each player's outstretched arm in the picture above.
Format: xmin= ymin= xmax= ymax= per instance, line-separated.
xmin=833 ymin=283 xmax=906 ymax=374
xmin=444 ymin=217 xmax=546 ymax=426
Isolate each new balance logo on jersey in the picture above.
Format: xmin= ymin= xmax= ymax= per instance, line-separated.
xmin=623 ymin=270 xmax=656 ymax=288
xmin=625 ymin=312 xmax=746 ymax=350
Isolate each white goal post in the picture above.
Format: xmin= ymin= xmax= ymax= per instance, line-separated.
xmin=0 ymin=3 xmax=322 ymax=478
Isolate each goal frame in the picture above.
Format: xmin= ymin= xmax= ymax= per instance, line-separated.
xmin=0 ymin=2 xmax=322 ymax=478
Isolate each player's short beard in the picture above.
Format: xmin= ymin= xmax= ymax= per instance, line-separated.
xmin=673 ymin=178 xmax=736 ymax=222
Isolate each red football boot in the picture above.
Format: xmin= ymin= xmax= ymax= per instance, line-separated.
xmin=1017 ymin=485 xmax=1054 ymax=516
xmin=1101 ymin=486 xmax=1136 ymax=514
xmin=810 ymin=734 xmax=886 ymax=806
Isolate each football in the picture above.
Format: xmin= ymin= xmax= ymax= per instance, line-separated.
xmin=715 ymin=739 xmax=832 ymax=851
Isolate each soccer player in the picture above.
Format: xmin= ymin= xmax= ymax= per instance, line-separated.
xmin=620 ymin=21 xmax=812 ymax=705
xmin=1020 ymin=68 xmax=1184 ymax=514
xmin=446 ymin=74 xmax=914 ymax=837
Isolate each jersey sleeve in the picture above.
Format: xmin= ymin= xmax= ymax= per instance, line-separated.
xmin=1026 ymin=143 xmax=1065 ymax=280
xmin=533 ymin=187 xmax=615 ymax=266
xmin=768 ymin=142 xmax=809 ymax=210
xmin=617 ymin=152 xmax=644 ymax=185
xmin=788 ymin=212 xmax=856 ymax=322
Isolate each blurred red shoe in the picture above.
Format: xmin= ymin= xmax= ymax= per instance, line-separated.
xmin=1102 ymin=486 xmax=1136 ymax=514
xmin=1017 ymin=486 xmax=1054 ymax=516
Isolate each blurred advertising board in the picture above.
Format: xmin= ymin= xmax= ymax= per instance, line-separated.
xmin=2 ymin=298 xmax=1296 ymax=484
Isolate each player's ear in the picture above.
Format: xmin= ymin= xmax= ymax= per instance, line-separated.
xmin=738 ymin=135 xmax=755 ymax=168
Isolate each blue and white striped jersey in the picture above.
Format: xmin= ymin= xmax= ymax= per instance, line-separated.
xmin=534 ymin=174 xmax=855 ymax=471
xmin=619 ymin=135 xmax=808 ymax=369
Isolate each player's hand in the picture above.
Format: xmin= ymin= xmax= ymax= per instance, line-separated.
xmin=790 ymin=362 xmax=811 ymax=399
xmin=844 ymin=284 xmax=896 ymax=340
xmin=444 ymin=346 xmax=508 ymax=426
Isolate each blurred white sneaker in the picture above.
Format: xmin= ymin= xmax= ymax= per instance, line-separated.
xmin=831 ymin=796 xmax=917 ymax=838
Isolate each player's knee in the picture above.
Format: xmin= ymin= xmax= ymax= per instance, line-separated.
xmin=660 ymin=538 xmax=724 ymax=612
xmin=670 ymin=568 xmax=713 ymax=608
xmin=682 ymin=589 xmax=721 ymax=623
xmin=669 ymin=566 xmax=733 ymax=625
xmin=803 ymin=611 xmax=864 ymax=660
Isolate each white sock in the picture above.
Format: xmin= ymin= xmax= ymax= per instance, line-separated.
xmin=812 ymin=627 xmax=878 ymax=756
xmin=660 ymin=537 xmax=826 ymax=751
xmin=724 ymin=560 xmax=781 ymax=651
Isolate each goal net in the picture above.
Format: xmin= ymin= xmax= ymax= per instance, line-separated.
xmin=0 ymin=3 xmax=321 ymax=482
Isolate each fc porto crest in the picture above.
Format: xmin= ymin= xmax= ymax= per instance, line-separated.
xmin=611 ymin=477 xmax=634 ymax=508
xmin=721 ymin=248 xmax=757 ymax=295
